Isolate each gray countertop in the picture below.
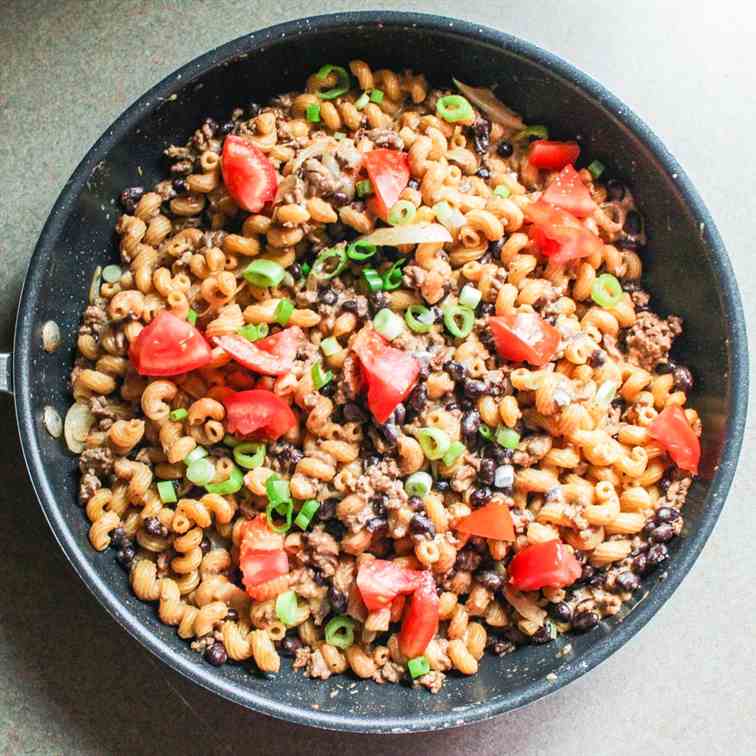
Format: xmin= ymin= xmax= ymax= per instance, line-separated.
xmin=1 ymin=1 xmax=754 ymax=754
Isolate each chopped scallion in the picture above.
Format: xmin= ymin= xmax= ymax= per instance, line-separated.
xmin=370 ymin=89 xmax=384 ymax=104
xmin=496 ymin=427 xmax=520 ymax=449
xmin=408 ymin=656 xmax=430 ymax=679
xmin=184 ymin=446 xmax=208 ymax=465
xmin=493 ymin=184 xmax=511 ymax=199
xmin=320 ymin=336 xmax=341 ymax=357
xmin=459 ymin=284 xmax=482 ymax=309
xmin=311 ymin=361 xmax=333 ymax=390
xmin=355 ymin=92 xmax=370 ymax=110
xmin=157 ymin=480 xmax=177 ymax=504
xmin=275 ymin=299 xmax=294 ymax=325
xmin=233 ymin=441 xmax=266 ymax=470
xmin=187 ymin=309 xmax=198 ymax=326
xmin=244 ymin=259 xmax=285 ymax=288
xmin=275 ymin=590 xmax=298 ymax=625
xmin=388 ymin=200 xmax=416 ymax=226
xmin=305 ymin=103 xmax=321 ymax=123
xmin=295 ymin=499 xmax=320 ymax=530
xmin=238 ymin=323 xmax=269 ymax=342
xmin=514 ymin=125 xmax=549 ymax=141
xmin=405 ymin=471 xmax=433 ymax=497
xmin=416 ymin=427 xmax=451 ymax=461
xmin=356 ymin=179 xmax=373 ymax=197
xmin=587 ymin=160 xmax=605 ymax=179
xmin=169 ymin=408 xmax=188 ymax=422
xmin=363 ymin=267 xmax=383 ymax=293
xmin=442 ymin=440 xmax=466 ymax=467
xmin=373 ymin=308 xmax=404 ymax=340
xmin=315 ymin=64 xmax=351 ymax=100
xmin=346 ymin=240 xmax=377 ymax=261
xmin=443 ymin=304 xmax=475 ymax=338
xmin=186 ymin=457 xmax=215 ymax=487
xmin=324 ymin=615 xmax=355 ymax=649
xmin=382 ymin=258 xmax=406 ymax=291
xmin=436 ymin=94 xmax=474 ymax=123
xmin=479 ymin=425 xmax=494 ymax=442
xmin=205 ymin=465 xmax=244 ymax=495
xmin=591 ymin=273 xmax=623 ymax=308
xmin=312 ymin=247 xmax=348 ymax=280
xmin=102 ymin=264 xmax=122 ymax=283
xmin=266 ymin=498 xmax=293 ymax=533
xmin=404 ymin=304 xmax=435 ymax=333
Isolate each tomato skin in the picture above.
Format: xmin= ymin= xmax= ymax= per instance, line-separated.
xmin=456 ymin=503 xmax=515 ymax=541
xmin=399 ymin=571 xmax=439 ymax=658
xmin=649 ymin=405 xmax=700 ymax=474
xmin=528 ymin=140 xmax=581 ymax=170
xmin=356 ymin=559 xmax=422 ymax=612
xmin=213 ymin=326 xmax=303 ymax=376
xmin=364 ymin=149 xmax=410 ymax=217
xmin=508 ymin=541 xmax=582 ymax=591
xmin=352 ymin=329 xmax=420 ymax=424
xmin=488 ymin=313 xmax=561 ymax=367
xmin=222 ymin=389 xmax=297 ymax=441
xmin=525 ymin=199 xmax=603 ymax=264
xmin=542 ymin=164 xmax=596 ymax=218
xmin=239 ymin=516 xmax=289 ymax=600
xmin=221 ymin=135 xmax=277 ymax=212
xmin=129 ymin=311 xmax=212 ymax=376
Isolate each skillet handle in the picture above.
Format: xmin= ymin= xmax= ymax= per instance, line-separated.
xmin=0 ymin=353 xmax=12 ymax=396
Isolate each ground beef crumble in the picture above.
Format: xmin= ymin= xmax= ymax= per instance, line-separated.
xmin=624 ymin=311 xmax=683 ymax=371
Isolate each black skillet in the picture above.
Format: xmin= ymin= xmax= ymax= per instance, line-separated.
xmin=0 ymin=11 xmax=748 ymax=733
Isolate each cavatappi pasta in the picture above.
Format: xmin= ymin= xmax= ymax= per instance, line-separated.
xmin=68 ymin=62 xmax=699 ymax=693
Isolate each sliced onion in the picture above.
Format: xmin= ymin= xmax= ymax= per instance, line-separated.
xmin=42 ymin=320 xmax=61 ymax=353
xmin=43 ymin=406 xmax=63 ymax=438
xmin=503 ymin=586 xmax=547 ymax=624
xmin=358 ymin=223 xmax=452 ymax=248
xmin=64 ymin=402 xmax=95 ymax=454
xmin=273 ymin=174 xmax=299 ymax=205
xmin=452 ymin=79 xmax=525 ymax=132
xmin=290 ymin=138 xmax=334 ymax=175
xmin=88 ymin=265 xmax=102 ymax=304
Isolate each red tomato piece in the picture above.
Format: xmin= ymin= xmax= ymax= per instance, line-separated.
xmin=351 ymin=329 xmax=420 ymax=424
xmin=356 ymin=559 xmax=422 ymax=612
xmin=222 ymin=389 xmax=297 ymax=441
xmin=221 ymin=134 xmax=277 ymax=213
xmin=528 ymin=224 xmax=561 ymax=257
xmin=508 ymin=540 xmax=582 ymax=591
xmin=399 ymin=571 xmax=439 ymax=658
xmin=364 ymin=149 xmax=410 ymax=218
xmin=238 ymin=515 xmax=289 ymax=600
xmin=239 ymin=515 xmax=285 ymax=553
xmin=455 ymin=503 xmax=515 ymax=541
xmin=390 ymin=594 xmax=406 ymax=623
xmin=213 ymin=326 xmax=303 ymax=376
xmin=649 ymin=405 xmax=700 ymax=474
xmin=129 ymin=311 xmax=212 ymax=376
xmin=525 ymin=199 xmax=603 ymax=264
xmin=488 ymin=313 xmax=561 ymax=367
xmin=528 ymin=140 xmax=581 ymax=170
xmin=542 ymin=164 xmax=597 ymax=218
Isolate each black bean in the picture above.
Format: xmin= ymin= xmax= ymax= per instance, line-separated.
xmin=475 ymin=570 xmax=503 ymax=591
xmin=489 ymin=639 xmax=515 ymax=656
xmin=407 ymin=496 xmax=424 ymax=512
xmin=673 ymin=365 xmax=694 ymax=393
xmin=615 ymin=571 xmax=641 ymax=593
xmin=342 ymin=402 xmax=366 ymax=423
xmin=407 ymin=384 xmax=428 ymax=413
xmin=655 ymin=506 xmax=681 ymax=524
xmin=479 ymin=302 xmax=495 ymax=317
xmin=391 ymin=403 xmax=406 ymax=426
xmin=200 ymin=536 xmax=212 ymax=555
xmin=470 ymin=487 xmax=492 ymax=507
xmin=531 ymin=623 xmax=556 ymax=645
xmin=548 ymin=602 xmax=572 ymax=623
xmin=496 ymin=140 xmax=513 ymax=158
xmin=331 ymin=191 xmax=350 ymax=207
xmin=642 ymin=519 xmax=658 ymax=537
xmin=324 ymin=519 xmax=346 ymax=540
xmin=655 ymin=361 xmax=675 ymax=375
xmin=328 ymin=222 xmax=350 ymax=243
xmin=623 ymin=209 xmax=643 ymax=236
xmin=577 ymin=564 xmax=596 ymax=585
xmin=477 ymin=166 xmax=491 ymax=180
xmin=289 ymin=263 xmax=302 ymax=279
xmin=364 ymin=453 xmax=383 ymax=470
xmin=606 ymin=179 xmax=626 ymax=201
xmin=631 ymin=552 xmax=648 ymax=575
xmin=435 ymin=480 xmax=450 ymax=493
xmin=319 ymin=380 xmax=336 ymax=398
xmin=409 ymin=514 xmax=436 ymax=539
xmin=572 ymin=611 xmax=600 ymax=633
xmin=445 ymin=400 xmax=461 ymax=413
xmin=463 ymin=379 xmax=486 ymax=399
xmin=368 ymin=291 xmax=390 ymax=314
xmin=469 ymin=537 xmax=488 ymax=554
xmin=588 ymin=572 xmax=606 ymax=588
xmin=462 ymin=410 xmax=481 ymax=443
xmin=651 ymin=523 xmax=675 ymax=543
xmin=378 ymin=422 xmax=399 ymax=448
xmin=279 ymin=635 xmax=303 ymax=657
xmin=144 ymin=517 xmax=168 ymax=538
xmin=320 ymin=287 xmax=337 ymax=305
xmin=219 ymin=121 xmax=235 ymax=136
xmin=328 ymin=586 xmax=348 ymax=613
xmin=204 ymin=642 xmax=228 ymax=666
xmin=646 ymin=543 xmax=669 ymax=568
xmin=116 ymin=544 xmax=136 ymax=570
xmin=471 ymin=116 xmax=491 ymax=155
xmin=248 ymin=102 xmax=261 ymax=117
xmin=366 ymin=516 xmax=388 ymax=533
xmin=172 ymin=178 xmax=189 ymax=194
xmin=110 ymin=527 xmax=127 ymax=548
xmin=119 ymin=186 xmax=144 ymax=213
xmin=455 ymin=549 xmax=482 ymax=572
xmin=341 ymin=299 xmax=359 ymax=313
xmin=371 ymin=494 xmax=388 ymax=516
xmin=444 ymin=360 xmax=466 ymax=382
xmin=407 ymin=177 xmax=420 ymax=190
xmin=478 ymin=458 xmax=496 ymax=486
xmin=588 ymin=349 xmax=606 ymax=368
xmin=317 ymin=498 xmax=339 ymax=521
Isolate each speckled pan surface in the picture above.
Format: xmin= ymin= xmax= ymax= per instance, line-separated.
xmin=10 ymin=11 xmax=748 ymax=733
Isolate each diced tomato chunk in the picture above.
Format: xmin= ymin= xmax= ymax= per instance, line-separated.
xmin=221 ymin=135 xmax=277 ymax=212
xmin=222 ymin=389 xmax=297 ymax=441
xmin=456 ymin=503 xmax=515 ymax=541
xmin=399 ymin=571 xmax=439 ymax=658
xmin=364 ymin=149 xmax=410 ymax=218
xmin=525 ymin=199 xmax=603 ymax=264
xmin=508 ymin=541 xmax=582 ymax=591
xmin=238 ymin=516 xmax=289 ymax=600
xmin=356 ymin=559 xmax=422 ymax=612
xmin=649 ymin=405 xmax=700 ymax=474
xmin=528 ymin=140 xmax=581 ymax=171
xmin=213 ymin=326 xmax=303 ymax=377
xmin=542 ymin=164 xmax=596 ymax=218
xmin=488 ymin=313 xmax=561 ymax=367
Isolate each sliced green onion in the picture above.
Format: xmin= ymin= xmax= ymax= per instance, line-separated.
xmin=496 ymin=427 xmax=520 ymax=449
xmin=443 ymin=304 xmax=475 ymax=338
xmin=184 ymin=446 xmax=208 ymax=465
xmin=370 ymin=89 xmax=384 ymax=104
xmin=591 ymin=273 xmax=623 ymax=308
xmin=295 ymin=499 xmax=320 ymax=530
xmin=312 ymin=247 xmax=348 ymax=280
xmin=324 ymin=615 xmax=355 ymax=649
xmin=436 ymin=94 xmax=474 ymax=123
xmin=266 ymin=498 xmax=293 ymax=533
xmin=275 ymin=299 xmax=294 ymax=325
xmin=442 ymin=440 xmax=466 ymax=467
xmin=187 ymin=309 xmax=198 ymax=326
xmin=157 ymin=480 xmax=177 ymax=503
xmin=433 ymin=201 xmax=453 ymax=227
xmin=382 ymin=258 xmax=407 ymax=291
xmin=205 ymin=465 xmax=244 ymax=495
xmin=354 ymin=92 xmax=370 ymax=110
xmin=587 ymin=160 xmax=605 ymax=179
xmin=320 ymin=337 xmax=341 ymax=357
xmin=169 ymin=408 xmax=188 ymax=422
xmin=266 ymin=474 xmax=291 ymax=505
xmin=514 ymin=125 xmax=549 ymax=141
xmin=363 ymin=267 xmax=383 ymax=293
xmin=315 ymin=64 xmax=351 ymax=100
xmin=305 ymin=103 xmax=321 ymax=123
xmin=346 ymin=240 xmax=377 ymax=261
xmin=459 ymin=284 xmax=482 ymax=309
xmin=388 ymin=200 xmax=416 ymax=226
xmin=479 ymin=425 xmax=494 ymax=442
xmin=244 ymin=259 xmax=285 ymax=288
xmin=408 ymin=656 xmax=430 ymax=679
xmin=312 ymin=361 xmax=333 ymax=390
xmin=596 ymin=380 xmax=619 ymax=406
xmin=238 ymin=323 xmax=269 ymax=342
xmin=233 ymin=441 xmax=266 ymax=470
xmin=405 ymin=471 xmax=433 ymax=497
xmin=416 ymin=427 xmax=451 ymax=461
xmin=275 ymin=590 xmax=298 ymax=625
xmin=493 ymin=184 xmax=511 ymax=199
xmin=356 ymin=179 xmax=373 ymax=198
xmin=186 ymin=457 xmax=215 ymax=487
xmin=223 ymin=434 xmax=240 ymax=447
xmin=300 ymin=261 xmax=311 ymax=278
xmin=334 ymin=131 xmax=346 ymax=141
xmin=373 ymin=308 xmax=404 ymax=341
xmin=102 ymin=264 xmax=122 ymax=283
xmin=405 ymin=304 xmax=435 ymax=334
